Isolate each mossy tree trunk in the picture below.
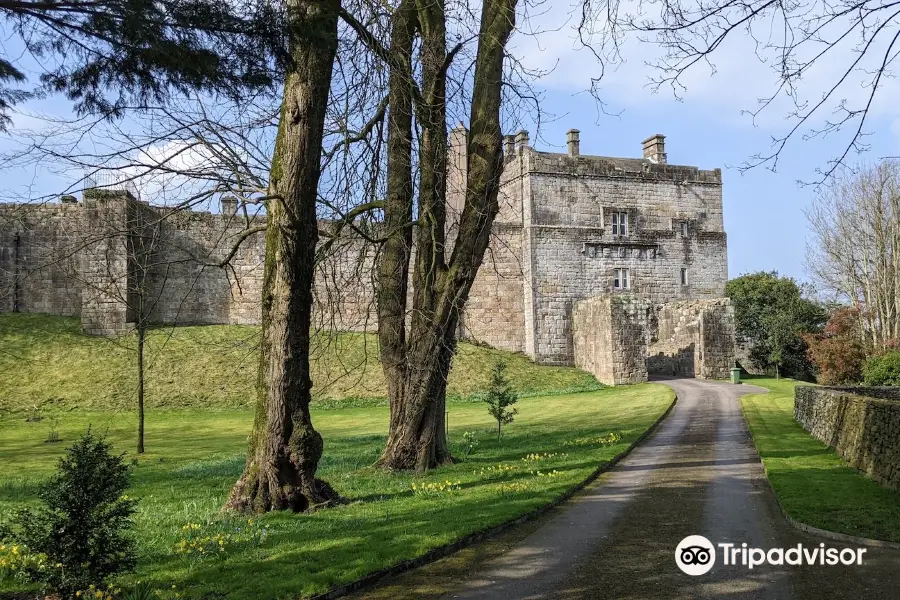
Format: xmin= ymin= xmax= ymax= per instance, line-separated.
xmin=225 ymin=0 xmax=341 ymax=513
xmin=376 ymin=0 xmax=518 ymax=471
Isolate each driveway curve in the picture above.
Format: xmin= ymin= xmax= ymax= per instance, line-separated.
xmin=437 ymin=378 xmax=900 ymax=600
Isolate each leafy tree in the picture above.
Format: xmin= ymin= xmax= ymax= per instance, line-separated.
xmin=864 ymin=351 xmax=900 ymax=386
xmin=805 ymin=307 xmax=868 ymax=385
xmin=8 ymin=430 xmax=137 ymax=597
xmin=484 ymin=363 xmax=518 ymax=443
xmin=0 ymin=0 xmax=278 ymax=126
xmin=726 ymin=272 xmax=826 ymax=380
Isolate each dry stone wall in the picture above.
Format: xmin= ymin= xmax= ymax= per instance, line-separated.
xmin=795 ymin=386 xmax=900 ymax=491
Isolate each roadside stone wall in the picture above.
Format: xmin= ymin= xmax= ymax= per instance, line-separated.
xmin=795 ymin=386 xmax=900 ymax=491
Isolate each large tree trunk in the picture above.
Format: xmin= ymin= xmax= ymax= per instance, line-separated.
xmin=226 ymin=0 xmax=341 ymax=513
xmin=376 ymin=0 xmax=517 ymax=472
xmin=378 ymin=0 xmax=417 ymax=437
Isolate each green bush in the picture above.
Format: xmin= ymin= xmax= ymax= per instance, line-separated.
xmin=6 ymin=430 xmax=137 ymax=598
xmin=864 ymin=351 xmax=900 ymax=386
xmin=484 ymin=362 xmax=518 ymax=442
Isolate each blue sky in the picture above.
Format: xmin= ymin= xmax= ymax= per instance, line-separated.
xmin=3 ymin=6 xmax=899 ymax=285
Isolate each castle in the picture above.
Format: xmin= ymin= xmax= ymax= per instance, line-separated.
xmin=0 ymin=130 xmax=735 ymax=385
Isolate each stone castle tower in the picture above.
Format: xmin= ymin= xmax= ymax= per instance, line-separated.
xmin=449 ymin=126 xmax=734 ymax=383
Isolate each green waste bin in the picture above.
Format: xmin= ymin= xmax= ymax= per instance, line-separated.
xmin=730 ymin=367 xmax=741 ymax=384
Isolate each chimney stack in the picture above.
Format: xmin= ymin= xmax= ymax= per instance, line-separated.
xmin=220 ymin=196 xmax=238 ymax=217
xmin=566 ymin=129 xmax=580 ymax=157
xmin=503 ymin=134 xmax=516 ymax=157
xmin=515 ymin=130 xmax=529 ymax=154
xmin=642 ymin=134 xmax=667 ymax=164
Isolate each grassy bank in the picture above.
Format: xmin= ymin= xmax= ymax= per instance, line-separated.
xmin=0 ymin=314 xmax=599 ymax=413
xmin=0 ymin=384 xmax=673 ymax=599
xmin=742 ymin=378 xmax=900 ymax=543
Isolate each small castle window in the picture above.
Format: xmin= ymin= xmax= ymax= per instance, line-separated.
xmin=680 ymin=268 xmax=688 ymax=285
xmin=614 ymin=268 xmax=630 ymax=290
xmin=611 ymin=212 xmax=629 ymax=236
xmin=680 ymin=221 xmax=689 ymax=237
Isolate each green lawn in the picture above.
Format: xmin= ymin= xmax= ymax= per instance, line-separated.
xmin=0 ymin=313 xmax=673 ymax=599
xmin=742 ymin=378 xmax=900 ymax=543
xmin=0 ymin=314 xmax=600 ymax=413
xmin=0 ymin=386 xmax=673 ymax=599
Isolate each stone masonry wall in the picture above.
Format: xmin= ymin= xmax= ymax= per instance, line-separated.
xmin=0 ymin=202 xmax=84 ymax=316
xmin=795 ymin=386 xmax=900 ymax=491
xmin=500 ymin=146 xmax=727 ymax=365
xmin=647 ymin=298 xmax=734 ymax=379
xmin=1 ymin=131 xmax=729 ymax=367
xmin=573 ymin=294 xmax=651 ymax=385
xmin=0 ymin=193 xmax=379 ymax=335
xmin=459 ymin=224 xmax=525 ymax=352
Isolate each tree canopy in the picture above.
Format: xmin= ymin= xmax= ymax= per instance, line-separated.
xmin=0 ymin=0 xmax=281 ymax=126
xmin=726 ymin=271 xmax=827 ymax=379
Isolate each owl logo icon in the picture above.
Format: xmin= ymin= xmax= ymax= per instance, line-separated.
xmin=675 ymin=535 xmax=716 ymax=575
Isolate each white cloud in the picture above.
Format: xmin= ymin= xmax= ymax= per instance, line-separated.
xmin=511 ymin=1 xmax=900 ymax=135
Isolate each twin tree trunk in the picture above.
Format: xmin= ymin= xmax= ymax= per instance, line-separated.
xmin=226 ymin=0 xmax=341 ymax=513
xmin=376 ymin=0 xmax=518 ymax=471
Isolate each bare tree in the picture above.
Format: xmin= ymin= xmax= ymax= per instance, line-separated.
xmin=580 ymin=0 xmax=900 ymax=178
xmin=224 ymin=0 xmax=345 ymax=513
xmin=807 ymin=160 xmax=900 ymax=349
xmin=336 ymin=0 xmax=521 ymax=471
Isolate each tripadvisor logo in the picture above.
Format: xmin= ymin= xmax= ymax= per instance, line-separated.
xmin=675 ymin=535 xmax=716 ymax=576
xmin=675 ymin=535 xmax=868 ymax=575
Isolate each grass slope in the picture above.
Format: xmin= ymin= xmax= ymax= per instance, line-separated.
xmin=0 ymin=314 xmax=599 ymax=413
xmin=742 ymin=378 xmax=900 ymax=543
xmin=0 ymin=385 xmax=674 ymax=599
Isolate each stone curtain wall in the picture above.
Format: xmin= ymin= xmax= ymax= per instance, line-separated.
xmin=2 ymin=132 xmax=730 ymax=368
xmin=0 ymin=202 xmax=84 ymax=316
xmin=80 ymin=192 xmax=133 ymax=335
xmin=0 ymin=192 xmax=380 ymax=336
xmin=647 ymin=298 xmax=734 ymax=379
xmin=573 ymin=294 xmax=651 ymax=385
xmin=795 ymin=386 xmax=900 ymax=491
